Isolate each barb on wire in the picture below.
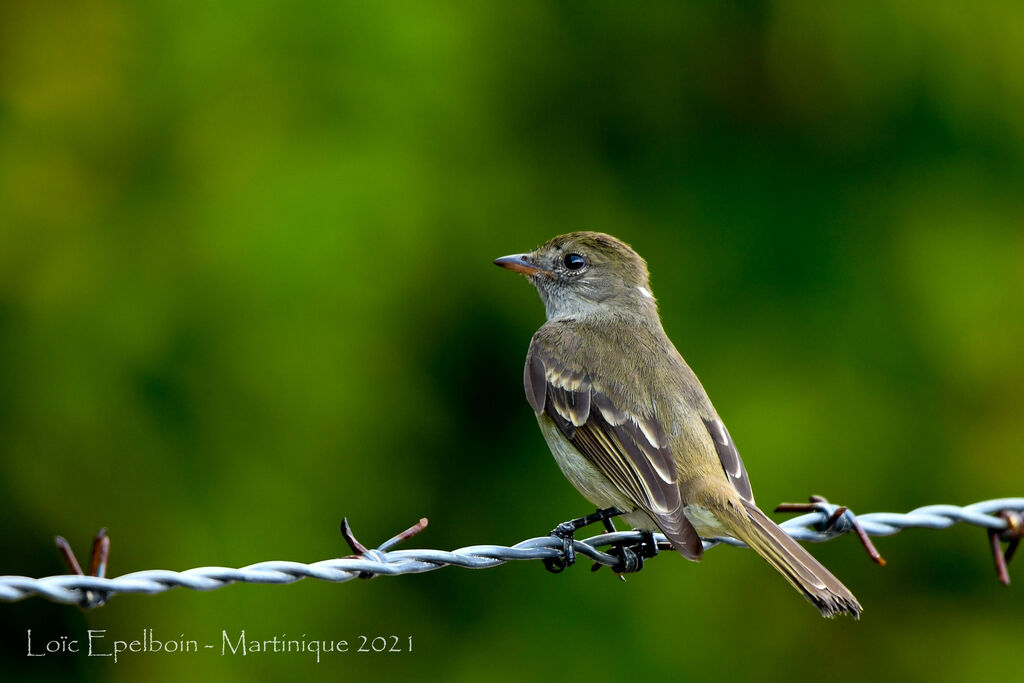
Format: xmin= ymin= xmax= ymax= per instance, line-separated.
xmin=54 ymin=527 xmax=110 ymax=608
xmin=0 ymin=497 xmax=1021 ymax=607
xmin=775 ymin=495 xmax=886 ymax=565
xmin=340 ymin=517 xmax=429 ymax=580
xmin=990 ymin=509 xmax=1022 ymax=586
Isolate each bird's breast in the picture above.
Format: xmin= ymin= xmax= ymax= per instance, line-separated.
xmin=536 ymin=414 xmax=635 ymax=513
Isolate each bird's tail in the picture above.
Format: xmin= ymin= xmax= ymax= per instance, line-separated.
xmin=724 ymin=499 xmax=862 ymax=619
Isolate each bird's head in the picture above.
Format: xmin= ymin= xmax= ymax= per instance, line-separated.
xmin=494 ymin=231 xmax=656 ymax=320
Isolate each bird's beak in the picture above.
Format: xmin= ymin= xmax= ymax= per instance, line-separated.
xmin=493 ymin=253 xmax=551 ymax=277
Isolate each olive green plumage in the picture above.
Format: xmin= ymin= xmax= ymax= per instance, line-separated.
xmin=496 ymin=231 xmax=861 ymax=618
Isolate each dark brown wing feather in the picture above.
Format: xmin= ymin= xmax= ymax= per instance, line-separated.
xmin=526 ymin=339 xmax=703 ymax=560
xmin=702 ymin=417 xmax=754 ymax=503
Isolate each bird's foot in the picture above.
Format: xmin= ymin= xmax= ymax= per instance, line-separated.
xmin=543 ymin=507 xmax=623 ymax=574
xmin=595 ymin=530 xmax=659 ymax=575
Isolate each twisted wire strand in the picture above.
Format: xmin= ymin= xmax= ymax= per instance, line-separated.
xmin=1 ymin=497 xmax=1020 ymax=606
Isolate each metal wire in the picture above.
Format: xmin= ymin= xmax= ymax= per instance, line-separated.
xmin=1 ymin=497 xmax=1021 ymax=607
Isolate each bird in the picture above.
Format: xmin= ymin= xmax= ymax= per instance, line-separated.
xmin=494 ymin=231 xmax=861 ymax=618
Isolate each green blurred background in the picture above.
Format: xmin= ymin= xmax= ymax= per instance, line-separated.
xmin=2 ymin=1 xmax=1023 ymax=681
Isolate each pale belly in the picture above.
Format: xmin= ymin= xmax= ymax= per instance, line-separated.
xmin=538 ymin=416 xmax=633 ymax=510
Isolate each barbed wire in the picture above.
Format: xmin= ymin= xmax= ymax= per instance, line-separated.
xmin=1 ymin=497 xmax=1020 ymax=608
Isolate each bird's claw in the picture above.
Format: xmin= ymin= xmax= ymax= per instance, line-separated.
xmin=543 ymin=507 xmax=623 ymax=574
xmin=544 ymin=522 xmax=579 ymax=573
xmin=597 ymin=530 xmax=658 ymax=575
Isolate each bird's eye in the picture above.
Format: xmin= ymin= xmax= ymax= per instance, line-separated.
xmin=563 ymin=253 xmax=586 ymax=271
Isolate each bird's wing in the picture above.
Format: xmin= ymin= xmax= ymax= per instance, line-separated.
xmin=525 ymin=336 xmax=704 ymax=560
xmin=702 ymin=417 xmax=754 ymax=503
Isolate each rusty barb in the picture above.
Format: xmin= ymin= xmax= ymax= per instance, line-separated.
xmin=54 ymin=528 xmax=110 ymax=609
xmin=340 ymin=517 xmax=429 ymax=579
xmin=775 ymin=495 xmax=887 ymax=566
xmin=776 ymin=495 xmax=1024 ymax=586
xmin=990 ymin=509 xmax=1022 ymax=586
